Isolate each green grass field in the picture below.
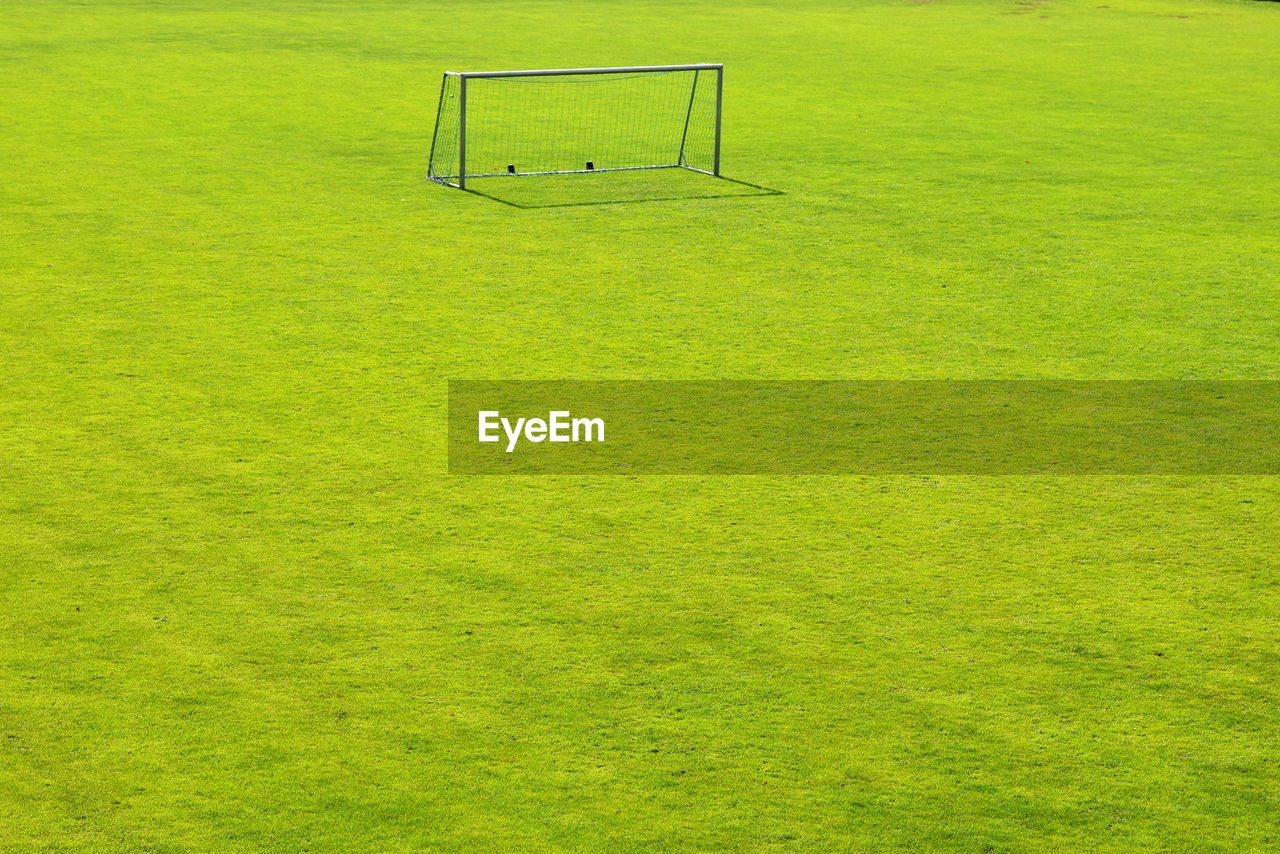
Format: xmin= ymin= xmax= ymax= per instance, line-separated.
xmin=3 ymin=0 xmax=1279 ymax=850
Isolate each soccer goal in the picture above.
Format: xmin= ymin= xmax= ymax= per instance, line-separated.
xmin=427 ymin=64 xmax=723 ymax=189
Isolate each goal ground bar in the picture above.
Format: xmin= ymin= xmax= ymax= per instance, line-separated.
xmin=429 ymin=164 xmax=717 ymax=184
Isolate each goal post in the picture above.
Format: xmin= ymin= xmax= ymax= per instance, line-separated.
xmin=427 ymin=64 xmax=724 ymax=190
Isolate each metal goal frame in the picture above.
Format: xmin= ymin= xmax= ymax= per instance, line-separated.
xmin=427 ymin=64 xmax=724 ymax=190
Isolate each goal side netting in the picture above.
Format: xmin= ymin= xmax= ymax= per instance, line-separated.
xmin=427 ymin=64 xmax=722 ymax=188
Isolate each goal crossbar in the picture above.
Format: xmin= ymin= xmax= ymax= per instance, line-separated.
xmin=427 ymin=64 xmax=724 ymax=189
xmin=449 ymin=63 xmax=723 ymax=79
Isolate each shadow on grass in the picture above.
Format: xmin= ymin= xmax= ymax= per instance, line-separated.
xmin=459 ymin=169 xmax=782 ymax=209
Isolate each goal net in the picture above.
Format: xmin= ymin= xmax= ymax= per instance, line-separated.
xmin=428 ymin=64 xmax=722 ymax=189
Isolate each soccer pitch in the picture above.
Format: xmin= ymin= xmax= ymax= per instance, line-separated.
xmin=2 ymin=0 xmax=1278 ymax=850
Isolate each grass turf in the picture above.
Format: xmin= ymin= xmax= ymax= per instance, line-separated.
xmin=2 ymin=0 xmax=1279 ymax=850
